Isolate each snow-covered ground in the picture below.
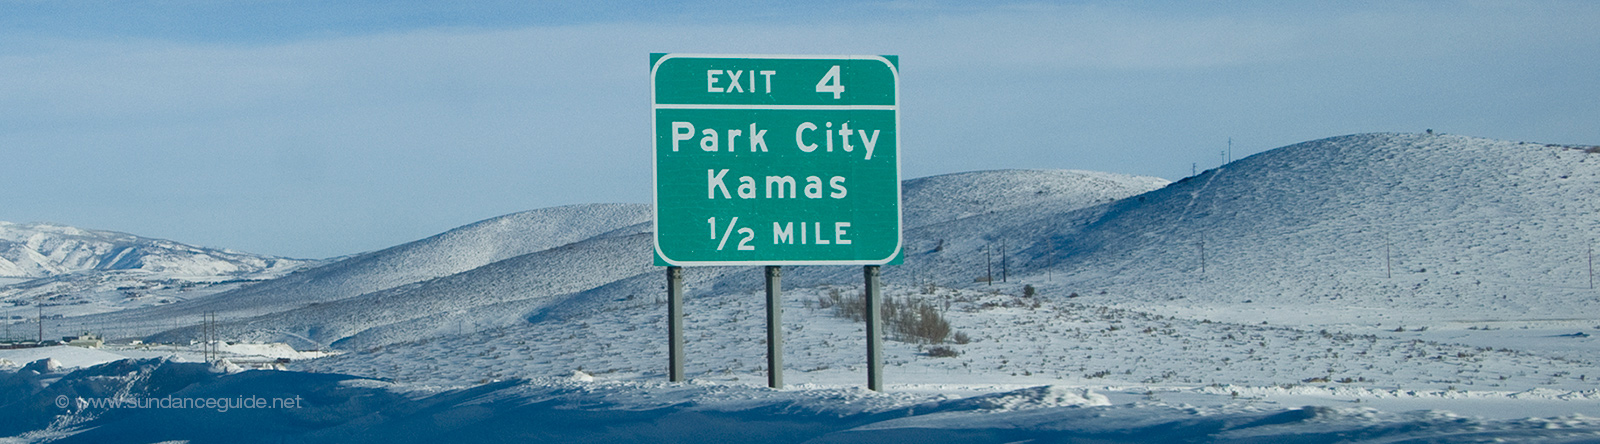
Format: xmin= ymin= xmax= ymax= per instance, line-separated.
xmin=299 ymin=284 xmax=1600 ymax=419
xmin=3 ymin=357 xmax=1598 ymax=443
xmin=0 ymin=342 xmax=331 ymax=371
xmin=4 ymin=134 xmax=1599 ymax=442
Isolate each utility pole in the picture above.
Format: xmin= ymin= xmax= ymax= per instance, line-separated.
xmin=38 ymin=305 xmax=43 ymax=344
xmin=1228 ymin=138 xmax=1233 ymax=164
xmin=985 ymin=244 xmax=993 ymax=285
xmin=204 ymin=312 xmax=219 ymax=364
xmin=1192 ymin=163 xmax=1197 ymax=177
xmin=1199 ymin=231 xmax=1207 ymax=275
xmin=1588 ymin=243 xmax=1593 ymax=290
xmin=1000 ymin=240 xmax=1008 ymax=283
xmin=1386 ymin=233 xmax=1392 ymax=279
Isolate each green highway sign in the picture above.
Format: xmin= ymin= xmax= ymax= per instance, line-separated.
xmin=652 ymin=54 xmax=902 ymax=266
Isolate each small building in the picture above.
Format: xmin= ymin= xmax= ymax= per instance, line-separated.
xmin=64 ymin=333 xmax=104 ymax=349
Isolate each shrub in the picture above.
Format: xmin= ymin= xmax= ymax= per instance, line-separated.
xmin=926 ymin=346 xmax=960 ymax=358
xmin=952 ymin=331 xmax=971 ymax=344
xmin=831 ymin=292 xmax=953 ymax=344
xmin=833 ymin=290 xmax=866 ymax=322
xmin=900 ymin=300 xmax=951 ymax=344
xmin=1022 ymin=285 xmax=1035 ymax=297
xmin=816 ymin=291 xmax=836 ymax=309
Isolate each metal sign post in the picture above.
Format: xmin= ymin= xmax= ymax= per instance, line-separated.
xmin=765 ymin=266 xmax=783 ymax=388
xmin=667 ymin=266 xmax=685 ymax=382
xmin=864 ymin=265 xmax=883 ymax=392
xmin=652 ymin=53 xmax=901 ymax=391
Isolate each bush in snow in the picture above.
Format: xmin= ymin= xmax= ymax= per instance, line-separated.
xmin=831 ymin=292 xmax=953 ymax=344
xmin=952 ymin=331 xmax=972 ymax=344
xmin=926 ymin=346 xmax=960 ymax=358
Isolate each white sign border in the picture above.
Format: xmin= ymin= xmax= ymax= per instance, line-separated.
xmin=651 ymin=53 xmax=903 ymax=267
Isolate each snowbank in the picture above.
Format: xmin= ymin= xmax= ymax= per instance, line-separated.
xmin=5 ymin=359 xmax=1599 ymax=443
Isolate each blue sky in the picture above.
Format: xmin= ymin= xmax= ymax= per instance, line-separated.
xmin=3 ymin=1 xmax=1597 ymax=259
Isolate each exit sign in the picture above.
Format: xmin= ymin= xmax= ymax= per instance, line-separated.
xmin=651 ymin=54 xmax=902 ymax=266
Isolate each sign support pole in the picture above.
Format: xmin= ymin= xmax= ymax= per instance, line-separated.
xmin=865 ymin=265 xmax=884 ymax=392
xmin=667 ymin=266 xmax=685 ymax=382
xmin=766 ymin=266 xmax=783 ymax=389
xmin=652 ymin=54 xmax=902 ymax=391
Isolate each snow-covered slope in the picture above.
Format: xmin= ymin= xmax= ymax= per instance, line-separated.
xmin=149 ymin=230 xmax=657 ymax=350
xmin=299 ymin=133 xmax=1590 ymax=393
xmin=901 ymin=169 xmax=1169 ymax=229
xmin=77 ymin=204 xmax=651 ymax=326
xmin=184 ymin=203 xmax=649 ymax=316
xmin=49 ymin=134 xmax=1600 ymax=359
xmin=0 ymin=221 xmax=304 ymax=279
xmin=78 ymin=172 xmax=1160 ymax=347
xmin=0 ymin=222 xmax=314 ymax=319
xmin=703 ymin=169 xmax=1172 ymax=292
xmin=1007 ymin=134 xmax=1600 ymax=325
xmin=8 ymin=136 xmax=1600 ymax=442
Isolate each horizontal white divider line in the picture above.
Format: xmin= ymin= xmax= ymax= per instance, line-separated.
xmin=653 ymin=104 xmax=898 ymax=111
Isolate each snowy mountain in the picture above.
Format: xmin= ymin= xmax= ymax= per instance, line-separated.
xmin=79 ymin=131 xmax=1600 ymax=350
xmin=0 ymin=222 xmax=315 ymax=319
xmin=1010 ymin=133 xmax=1600 ymax=325
xmin=136 ymin=203 xmax=651 ymax=319
xmin=124 ymin=172 xmax=1162 ymax=349
xmin=269 ymin=133 xmax=1597 ymax=393
xmin=43 ymin=134 xmax=1600 ymax=358
xmin=901 ymin=169 xmax=1170 ymax=229
xmin=0 ymin=222 xmax=304 ymax=280
xmin=7 ymin=134 xmax=1600 ymax=442
xmin=53 ymin=203 xmax=649 ymax=343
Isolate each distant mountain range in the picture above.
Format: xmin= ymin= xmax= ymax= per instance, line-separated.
xmin=0 ymin=222 xmax=316 ymax=319
xmin=110 ymin=169 xmax=1166 ymax=348
xmin=0 ymin=222 xmax=306 ymax=280
xmin=33 ymin=133 xmax=1600 ymax=354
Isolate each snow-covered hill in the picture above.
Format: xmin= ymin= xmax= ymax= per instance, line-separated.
xmin=152 ymin=231 xmax=658 ymax=350
xmin=1010 ymin=134 xmax=1600 ymax=326
xmin=169 ymin=203 xmax=650 ymax=317
xmin=62 ymin=204 xmax=652 ymax=334
xmin=78 ymin=172 xmax=1160 ymax=347
xmin=7 ymin=134 xmax=1600 ymax=442
xmin=271 ymin=133 xmax=1598 ymax=397
xmin=36 ymin=134 xmax=1600 ymax=361
xmin=0 ymin=222 xmax=314 ymax=320
xmin=0 ymin=222 xmax=304 ymax=280
xmin=901 ymin=169 xmax=1170 ymax=229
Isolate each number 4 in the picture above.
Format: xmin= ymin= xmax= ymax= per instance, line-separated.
xmin=816 ymin=65 xmax=844 ymax=99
